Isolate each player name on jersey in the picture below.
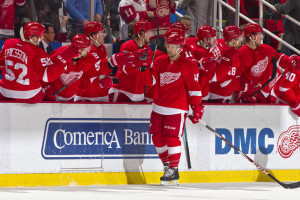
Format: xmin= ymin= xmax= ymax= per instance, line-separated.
xmin=4 ymin=48 xmax=28 ymax=64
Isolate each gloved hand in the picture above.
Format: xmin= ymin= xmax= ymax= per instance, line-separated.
xmin=239 ymin=80 xmax=261 ymax=103
xmin=99 ymin=75 xmax=113 ymax=89
xmin=188 ymin=105 xmax=204 ymax=124
xmin=110 ymin=51 xmax=134 ymax=67
xmin=198 ymin=57 xmax=217 ymax=72
xmin=289 ymin=54 xmax=300 ymax=71
xmin=290 ymin=101 xmax=300 ymax=117
xmin=134 ymin=49 xmax=153 ymax=67
xmin=57 ymin=43 xmax=80 ymax=64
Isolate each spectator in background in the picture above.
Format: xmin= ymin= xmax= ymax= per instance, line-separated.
xmin=179 ymin=0 xmax=212 ymax=36
xmin=107 ymin=0 xmax=121 ymax=40
xmin=176 ymin=15 xmax=192 ymax=36
xmin=145 ymin=0 xmax=176 ymax=47
xmin=274 ymin=0 xmax=300 ymax=55
xmin=0 ymin=0 xmax=26 ymax=40
xmin=65 ymin=0 xmax=103 ymax=40
xmin=118 ymin=0 xmax=153 ymax=41
xmin=39 ymin=23 xmax=55 ymax=54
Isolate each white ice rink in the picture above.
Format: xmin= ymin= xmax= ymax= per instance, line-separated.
xmin=0 ymin=182 xmax=300 ymax=200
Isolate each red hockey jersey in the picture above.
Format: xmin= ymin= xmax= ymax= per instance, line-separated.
xmin=119 ymin=0 xmax=149 ymax=40
xmin=145 ymin=0 xmax=176 ymax=38
xmin=75 ymin=44 xmax=111 ymax=101
xmin=0 ymin=39 xmax=67 ymax=100
xmin=0 ymin=0 xmax=25 ymax=36
xmin=273 ymin=67 xmax=300 ymax=104
xmin=110 ymin=39 xmax=154 ymax=101
xmin=151 ymin=54 xmax=202 ymax=115
xmin=237 ymin=44 xmax=290 ymax=96
xmin=49 ymin=46 xmax=98 ymax=101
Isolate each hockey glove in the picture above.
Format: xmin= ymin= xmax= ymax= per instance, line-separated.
xmin=239 ymin=80 xmax=261 ymax=103
xmin=58 ymin=43 xmax=80 ymax=64
xmin=198 ymin=57 xmax=217 ymax=72
xmin=134 ymin=49 xmax=153 ymax=67
xmin=110 ymin=51 xmax=134 ymax=67
xmin=289 ymin=54 xmax=300 ymax=71
xmin=188 ymin=105 xmax=204 ymax=124
xmin=99 ymin=75 xmax=113 ymax=89
xmin=290 ymin=101 xmax=300 ymax=117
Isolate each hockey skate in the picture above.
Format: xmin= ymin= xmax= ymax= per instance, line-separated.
xmin=160 ymin=167 xmax=179 ymax=186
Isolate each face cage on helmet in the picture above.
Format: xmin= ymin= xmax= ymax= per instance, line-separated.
xmin=29 ymin=35 xmax=43 ymax=46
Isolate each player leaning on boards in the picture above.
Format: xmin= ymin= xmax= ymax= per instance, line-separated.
xmin=147 ymin=29 xmax=203 ymax=185
xmin=0 ymin=22 xmax=79 ymax=103
xmin=235 ymin=23 xmax=295 ymax=103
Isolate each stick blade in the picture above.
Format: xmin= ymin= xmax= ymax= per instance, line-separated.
xmin=282 ymin=181 xmax=300 ymax=189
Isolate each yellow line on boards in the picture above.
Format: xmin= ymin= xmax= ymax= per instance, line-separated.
xmin=0 ymin=170 xmax=299 ymax=187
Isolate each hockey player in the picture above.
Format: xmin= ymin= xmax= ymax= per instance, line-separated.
xmin=208 ymin=25 xmax=243 ymax=103
xmin=190 ymin=25 xmax=218 ymax=102
xmin=75 ymin=21 xmax=112 ymax=102
xmin=109 ymin=20 xmax=154 ymax=102
xmin=236 ymin=23 xmax=292 ymax=103
xmin=44 ymin=34 xmax=93 ymax=101
xmin=271 ymin=55 xmax=300 ymax=116
xmin=149 ymin=29 xmax=203 ymax=185
xmin=0 ymin=22 xmax=79 ymax=103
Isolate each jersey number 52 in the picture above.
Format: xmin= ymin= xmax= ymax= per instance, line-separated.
xmin=5 ymin=60 xmax=29 ymax=85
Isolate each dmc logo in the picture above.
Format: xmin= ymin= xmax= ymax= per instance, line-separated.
xmin=42 ymin=118 xmax=157 ymax=159
xmin=215 ymin=128 xmax=274 ymax=155
xmin=277 ymin=126 xmax=300 ymax=159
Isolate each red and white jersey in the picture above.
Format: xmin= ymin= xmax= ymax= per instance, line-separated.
xmin=237 ymin=44 xmax=290 ymax=96
xmin=110 ymin=39 xmax=154 ymax=101
xmin=210 ymin=39 xmax=227 ymax=63
xmin=119 ymin=0 xmax=149 ymax=40
xmin=145 ymin=0 xmax=176 ymax=38
xmin=0 ymin=0 xmax=25 ymax=36
xmin=75 ymin=44 xmax=111 ymax=101
xmin=186 ymin=37 xmax=198 ymax=53
xmin=151 ymin=54 xmax=202 ymax=115
xmin=49 ymin=46 xmax=97 ymax=101
xmin=209 ymin=46 xmax=240 ymax=98
xmin=0 ymin=39 xmax=67 ymax=100
xmin=273 ymin=67 xmax=300 ymax=104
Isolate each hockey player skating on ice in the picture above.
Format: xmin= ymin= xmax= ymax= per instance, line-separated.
xmin=0 ymin=22 xmax=79 ymax=103
xmin=148 ymin=29 xmax=203 ymax=185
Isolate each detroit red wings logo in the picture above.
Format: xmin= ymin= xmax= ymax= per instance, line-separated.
xmin=251 ymin=56 xmax=269 ymax=77
xmin=277 ymin=126 xmax=300 ymax=158
xmin=156 ymin=5 xmax=170 ymax=18
xmin=60 ymin=71 xmax=83 ymax=85
xmin=160 ymin=72 xmax=181 ymax=86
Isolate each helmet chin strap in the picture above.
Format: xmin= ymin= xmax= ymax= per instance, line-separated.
xmin=90 ymin=35 xmax=101 ymax=47
xmin=30 ymin=37 xmax=41 ymax=46
xmin=250 ymin=35 xmax=258 ymax=49
xmin=175 ymin=47 xmax=182 ymax=57
xmin=200 ymin=40 xmax=207 ymax=49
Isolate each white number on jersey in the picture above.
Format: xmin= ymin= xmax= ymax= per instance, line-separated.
xmin=285 ymin=72 xmax=296 ymax=82
xmin=5 ymin=60 xmax=29 ymax=85
xmin=228 ymin=67 xmax=236 ymax=76
xmin=125 ymin=8 xmax=134 ymax=18
xmin=185 ymin=51 xmax=193 ymax=58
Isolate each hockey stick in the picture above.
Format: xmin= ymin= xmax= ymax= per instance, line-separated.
xmin=251 ymin=56 xmax=277 ymax=97
xmin=54 ymin=77 xmax=78 ymax=96
xmin=199 ymin=119 xmax=300 ymax=189
xmin=183 ymin=126 xmax=191 ymax=169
